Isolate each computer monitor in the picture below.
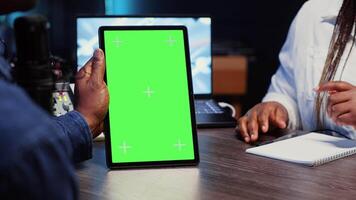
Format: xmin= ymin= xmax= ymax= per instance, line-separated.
xmin=76 ymin=16 xmax=211 ymax=95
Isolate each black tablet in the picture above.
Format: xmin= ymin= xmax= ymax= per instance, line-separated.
xmin=99 ymin=26 xmax=199 ymax=169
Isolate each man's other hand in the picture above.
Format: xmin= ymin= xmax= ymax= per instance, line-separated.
xmin=75 ymin=49 xmax=109 ymax=138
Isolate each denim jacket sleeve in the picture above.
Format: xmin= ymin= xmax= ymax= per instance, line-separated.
xmin=52 ymin=111 xmax=93 ymax=162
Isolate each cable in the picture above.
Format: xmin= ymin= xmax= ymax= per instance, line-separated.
xmin=218 ymin=102 xmax=236 ymax=118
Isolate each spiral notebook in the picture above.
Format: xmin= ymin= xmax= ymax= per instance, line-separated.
xmin=246 ymin=132 xmax=356 ymax=166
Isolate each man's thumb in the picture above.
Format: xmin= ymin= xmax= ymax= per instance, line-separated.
xmin=91 ymin=49 xmax=105 ymax=82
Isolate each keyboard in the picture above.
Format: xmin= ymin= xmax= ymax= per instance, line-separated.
xmin=195 ymin=100 xmax=224 ymax=114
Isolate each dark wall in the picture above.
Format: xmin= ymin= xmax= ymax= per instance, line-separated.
xmin=34 ymin=0 xmax=305 ymax=112
xmin=40 ymin=0 xmax=105 ymax=63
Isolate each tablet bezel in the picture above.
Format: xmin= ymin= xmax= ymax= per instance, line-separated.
xmin=99 ymin=26 xmax=199 ymax=169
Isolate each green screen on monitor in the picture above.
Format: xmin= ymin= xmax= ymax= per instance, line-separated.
xmin=100 ymin=26 xmax=199 ymax=168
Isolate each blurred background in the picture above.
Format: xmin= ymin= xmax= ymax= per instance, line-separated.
xmin=2 ymin=0 xmax=306 ymax=117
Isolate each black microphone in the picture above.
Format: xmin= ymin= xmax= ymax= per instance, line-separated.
xmin=13 ymin=15 xmax=54 ymax=112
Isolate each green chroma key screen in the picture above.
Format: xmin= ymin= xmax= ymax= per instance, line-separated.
xmin=102 ymin=27 xmax=197 ymax=166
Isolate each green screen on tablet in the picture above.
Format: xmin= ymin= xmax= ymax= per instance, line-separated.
xmin=100 ymin=26 xmax=199 ymax=168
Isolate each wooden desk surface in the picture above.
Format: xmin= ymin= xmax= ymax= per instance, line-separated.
xmin=76 ymin=128 xmax=356 ymax=200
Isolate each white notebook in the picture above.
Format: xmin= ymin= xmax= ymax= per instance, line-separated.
xmin=246 ymin=132 xmax=356 ymax=166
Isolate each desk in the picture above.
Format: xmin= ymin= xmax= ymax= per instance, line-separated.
xmin=76 ymin=128 xmax=356 ymax=200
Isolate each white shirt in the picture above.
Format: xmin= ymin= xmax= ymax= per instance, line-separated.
xmin=262 ymin=0 xmax=356 ymax=138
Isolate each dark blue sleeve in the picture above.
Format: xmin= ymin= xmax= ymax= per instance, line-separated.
xmin=1 ymin=132 xmax=78 ymax=200
xmin=0 ymin=80 xmax=91 ymax=199
xmin=52 ymin=111 xmax=93 ymax=163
